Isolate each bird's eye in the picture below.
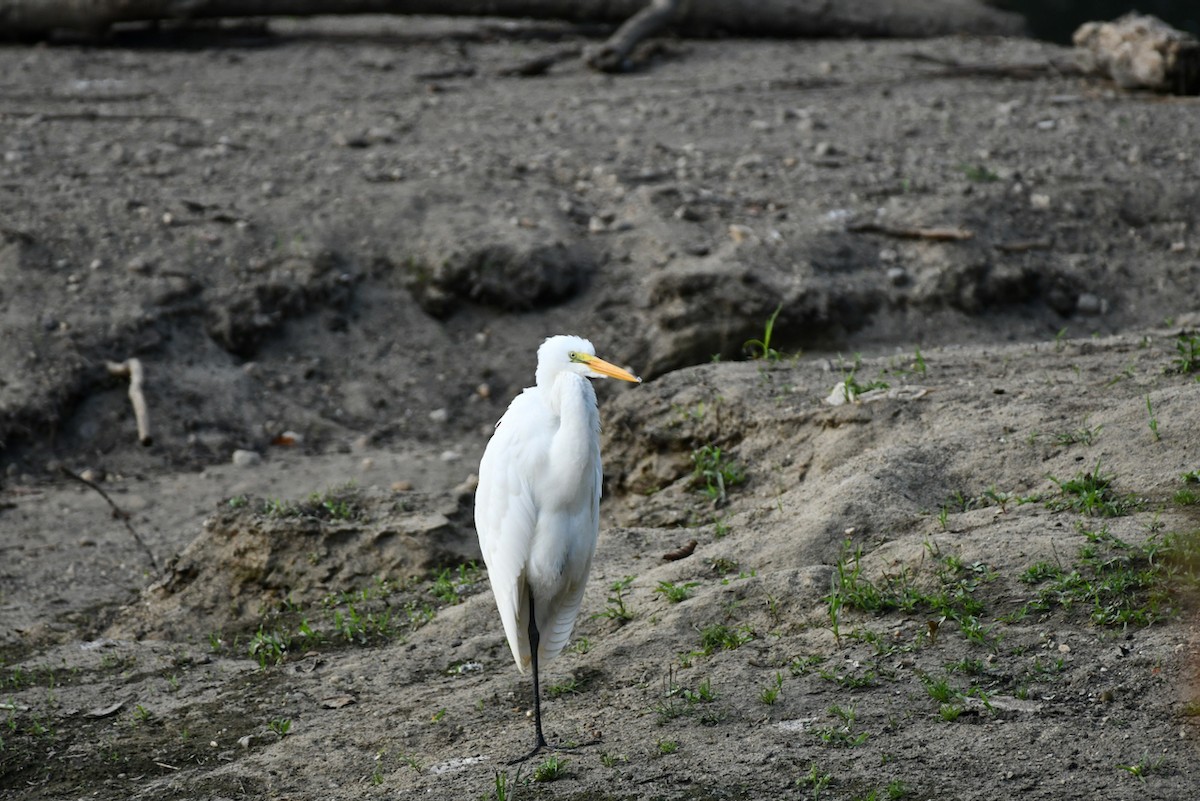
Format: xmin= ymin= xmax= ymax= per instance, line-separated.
xmin=567 ymin=351 xmax=578 ymax=362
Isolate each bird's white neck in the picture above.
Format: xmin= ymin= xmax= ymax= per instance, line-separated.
xmin=547 ymin=372 xmax=600 ymax=479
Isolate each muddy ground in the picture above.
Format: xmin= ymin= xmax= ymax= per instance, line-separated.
xmin=0 ymin=14 xmax=1198 ymax=801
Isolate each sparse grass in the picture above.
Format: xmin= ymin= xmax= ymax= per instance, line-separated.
xmin=922 ymin=675 xmax=956 ymax=704
xmin=1169 ymin=332 xmax=1199 ymax=374
xmin=1118 ymin=754 xmax=1167 ymax=782
xmin=697 ymin=623 xmax=755 ymax=655
xmin=532 ymin=754 xmax=568 ymax=782
xmin=1174 ymin=488 xmax=1200 ymax=506
xmin=1047 ymin=462 xmax=1140 ymax=517
xmin=790 ymin=654 xmax=826 ymax=675
xmin=657 ymin=739 xmax=679 ymax=755
xmin=812 ymin=704 xmax=869 ymax=747
xmin=817 ymin=665 xmax=878 ymax=689
xmin=1145 ymin=395 xmax=1161 ymax=441
xmin=836 ymin=355 xmax=890 ymax=401
xmin=958 ymin=162 xmax=999 ymax=182
xmin=248 ymin=627 xmax=290 ymax=668
xmin=1017 ymin=526 xmax=1199 ymax=626
xmin=710 ymin=557 xmax=739 ymax=574
xmin=592 ymin=575 xmax=636 ymax=623
xmin=428 ymin=562 xmax=480 ymax=606
xmin=797 ymin=763 xmax=833 ymax=798
xmin=945 ymin=658 xmax=985 ymax=675
xmin=261 ymin=483 xmax=363 ymax=521
xmin=654 ymin=581 xmax=699 ymax=604
xmin=825 ymin=540 xmax=1003 ymax=650
xmin=493 ymin=769 xmax=515 ymax=800
xmin=655 ymin=673 xmax=723 ymax=723
xmin=744 ymin=303 xmax=786 ymax=361
xmin=938 ymin=703 xmax=963 ymax=722
xmin=759 ymin=672 xmax=783 ymax=705
xmin=1054 ymin=422 xmax=1101 ymax=446
xmin=546 ymin=675 xmax=588 ymax=699
xmin=268 ymin=718 xmax=291 ymax=737
xmin=887 ymin=780 xmax=911 ymax=799
xmin=691 ymin=444 xmax=746 ymax=502
xmin=910 ymin=346 xmax=926 ymax=375
xmin=223 ymin=570 xmax=485 ymax=667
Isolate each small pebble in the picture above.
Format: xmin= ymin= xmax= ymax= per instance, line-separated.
xmin=728 ymin=224 xmax=754 ymax=243
xmin=392 ymin=480 xmax=413 ymax=492
xmin=232 ymin=449 xmax=262 ymax=467
xmin=1076 ymin=293 xmax=1105 ymax=316
xmin=429 ymin=408 xmax=449 ymax=423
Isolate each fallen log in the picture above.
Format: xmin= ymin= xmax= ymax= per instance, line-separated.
xmin=0 ymin=0 xmax=1024 ymax=44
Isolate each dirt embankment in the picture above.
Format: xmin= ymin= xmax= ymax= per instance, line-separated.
xmin=1 ymin=15 xmax=1198 ymax=801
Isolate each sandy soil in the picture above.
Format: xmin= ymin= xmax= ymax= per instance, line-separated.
xmin=1 ymin=15 xmax=1198 ymax=801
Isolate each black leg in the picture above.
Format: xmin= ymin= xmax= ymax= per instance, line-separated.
xmin=528 ymin=591 xmax=548 ymax=751
xmin=507 ymin=588 xmax=600 ymax=764
xmin=509 ymin=590 xmax=548 ymax=763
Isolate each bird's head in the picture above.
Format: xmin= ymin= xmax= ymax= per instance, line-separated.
xmin=536 ymin=335 xmax=641 ymax=388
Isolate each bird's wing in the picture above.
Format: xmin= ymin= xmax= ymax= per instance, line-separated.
xmin=534 ymin=453 xmax=601 ymax=663
xmin=474 ymin=391 xmax=546 ymax=673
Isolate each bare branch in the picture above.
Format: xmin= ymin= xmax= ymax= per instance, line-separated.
xmin=106 ymin=359 xmax=153 ymax=447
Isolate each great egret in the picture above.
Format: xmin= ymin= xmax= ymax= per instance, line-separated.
xmin=475 ymin=335 xmax=641 ymax=761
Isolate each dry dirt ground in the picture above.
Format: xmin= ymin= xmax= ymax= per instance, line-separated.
xmin=1 ymin=14 xmax=1198 ymax=801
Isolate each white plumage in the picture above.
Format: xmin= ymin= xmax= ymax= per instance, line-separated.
xmin=474 ymin=334 xmax=640 ymax=759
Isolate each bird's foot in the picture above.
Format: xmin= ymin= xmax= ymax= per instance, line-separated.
xmin=506 ymin=736 xmax=600 ymax=764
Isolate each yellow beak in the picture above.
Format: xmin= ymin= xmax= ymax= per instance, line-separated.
xmin=581 ymin=354 xmax=641 ymax=383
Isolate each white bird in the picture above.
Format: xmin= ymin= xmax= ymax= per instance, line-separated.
xmin=475 ymin=335 xmax=641 ymax=760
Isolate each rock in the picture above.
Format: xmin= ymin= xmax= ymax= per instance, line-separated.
xmin=231 ymin=449 xmax=262 ymax=467
xmin=1074 ymin=13 xmax=1200 ymax=95
xmin=1076 ymin=293 xmax=1106 ymax=315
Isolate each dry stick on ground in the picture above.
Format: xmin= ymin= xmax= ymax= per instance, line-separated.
xmin=905 ymin=52 xmax=1083 ymax=81
xmin=995 ymin=239 xmax=1053 ymax=253
xmin=846 ymin=222 xmax=974 ymax=241
xmin=662 ymin=539 xmax=698 ymax=561
xmin=497 ymin=46 xmax=582 ymax=77
xmin=59 ymin=466 xmax=160 ymax=572
xmin=106 ymin=358 xmax=152 ymax=446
